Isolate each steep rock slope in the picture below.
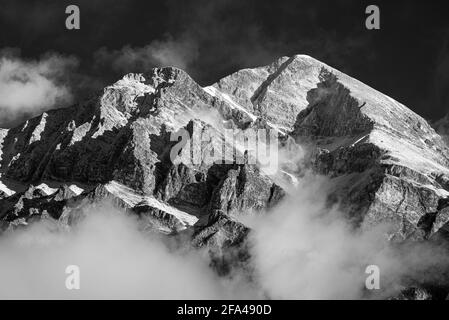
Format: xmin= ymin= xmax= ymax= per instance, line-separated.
xmin=210 ymin=55 xmax=449 ymax=241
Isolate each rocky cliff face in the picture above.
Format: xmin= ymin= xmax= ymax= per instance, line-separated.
xmin=2 ymin=54 xmax=449 ymax=298
xmin=211 ymin=55 xmax=449 ymax=243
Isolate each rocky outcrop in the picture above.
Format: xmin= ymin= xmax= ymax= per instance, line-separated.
xmin=209 ymin=164 xmax=284 ymax=215
xmin=192 ymin=211 xmax=251 ymax=276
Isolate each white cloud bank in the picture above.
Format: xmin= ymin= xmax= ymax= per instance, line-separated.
xmin=245 ymin=174 xmax=449 ymax=299
xmin=0 ymin=174 xmax=448 ymax=299
xmin=0 ymin=203 xmax=256 ymax=300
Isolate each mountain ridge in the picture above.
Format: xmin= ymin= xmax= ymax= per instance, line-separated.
xmin=2 ymin=54 xmax=449 ymax=298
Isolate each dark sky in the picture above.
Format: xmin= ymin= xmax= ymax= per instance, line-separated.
xmin=1 ymin=0 xmax=449 ymax=125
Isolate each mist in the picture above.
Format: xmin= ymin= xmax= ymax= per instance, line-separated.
xmin=244 ymin=173 xmax=449 ymax=299
xmin=94 ymin=34 xmax=199 ymax=75
xmin=1 ymin=173 xmax=449 ymax=299
xmin=0 ymin=49 xmax=77 ymax=127
xmin=0 ymin=203 xmax=257 ymax=300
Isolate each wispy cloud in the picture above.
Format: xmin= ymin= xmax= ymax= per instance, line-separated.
xmin=94 ymin=34 xmax=199 ymax=74
xmin=0 ymin=49 xmax=78 ymax=127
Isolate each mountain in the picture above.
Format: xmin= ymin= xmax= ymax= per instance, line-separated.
xmin=2 ymin=55 xmax=449 ymax=298
xmin=0 ymin=68 xmax=284 ymax=272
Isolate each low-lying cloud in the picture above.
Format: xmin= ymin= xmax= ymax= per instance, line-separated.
xmin=1 ymin=173 xmax=449 ymax=299
xmin=244 ymin=174 xmax=449 ymax=299
xmin=0 ymin=203 xmax=257 ymax=299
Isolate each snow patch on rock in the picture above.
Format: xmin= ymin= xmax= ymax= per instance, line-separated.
xmin=68 ymin=184 xmax=84 ymax=196
xmin=35 ymin=183 xmax=58 ymax=196
xmin=0 ymin=129 xmax=8 ymax=165
xmin=0 ymin=177 xmax=15 ymax=196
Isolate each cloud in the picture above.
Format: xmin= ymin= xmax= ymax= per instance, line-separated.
xmin=0 ymin=170 xmax=448 ymax=299
xmin=0 ymin=202 xmax=257 ymax=299
xmin=94 ymin=34 xmax=199 ymax=74
xmin=243 ymin=173 xmax=449 ymax=299
xmin=0 ymin=49 xmax=78 ymax=127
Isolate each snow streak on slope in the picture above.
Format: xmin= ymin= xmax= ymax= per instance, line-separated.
xmin=203 ymin=86 xmax=257 ymax=121
xmin=0 ymin=129 xmax=7 ymax=167
xmin=29 ymin=113 xmax=47 ymax=144
xmin=105 ymin=181 xmax=199 ymax=228
xmin=203 ymin=86 xmax=288 ymax=135
xmin=0 ymin=177 xmax=15 ymax=196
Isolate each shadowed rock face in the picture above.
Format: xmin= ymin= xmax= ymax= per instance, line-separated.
xmin=2 ymin=55 xmax=449 ymax=298
xmin=289 ymin=65 xmax=449 ymax=242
